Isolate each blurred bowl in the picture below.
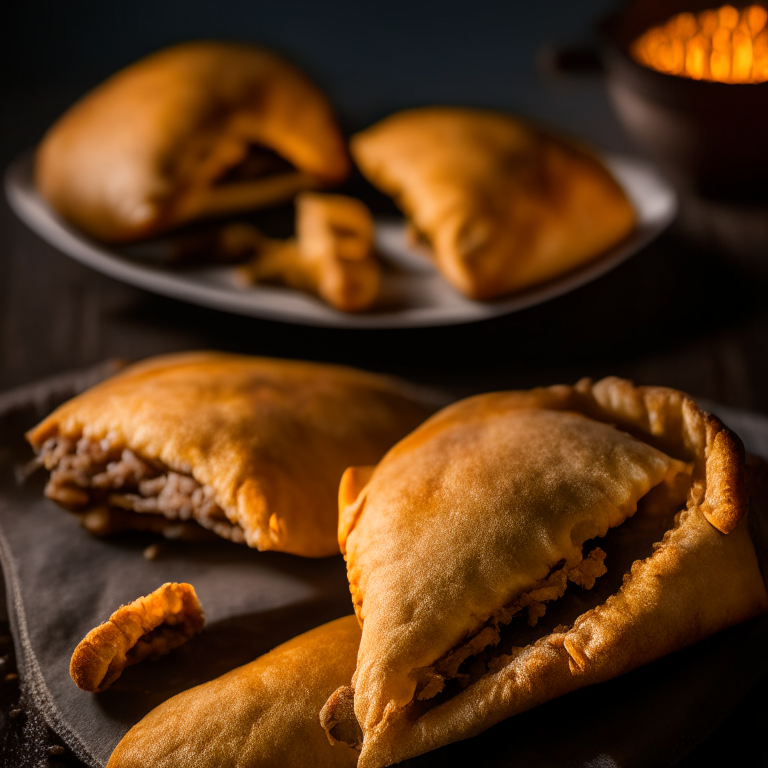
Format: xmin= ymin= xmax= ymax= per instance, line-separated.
xmin=599 ymin=1 xmax=768 ymax=200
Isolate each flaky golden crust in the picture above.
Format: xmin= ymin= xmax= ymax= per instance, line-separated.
xmin=36 ymin=41 xmax=350 ymax=242
xmin=329 ymin=377 xmax=767 ymax=768
xmin=70 ymin=583 xmax=204 ymax=693
xmin=580 ymin=377 xmax=747 ymax=534
xmin=107 ymin=615 xmax=361 ymax=768
xmin=351 ymin=108 xmax=636 ymax=300
xmin=27 ymin=352 xmax=435 ymax=557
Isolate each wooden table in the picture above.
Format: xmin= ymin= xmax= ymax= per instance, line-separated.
xmin=2 ymin=86 xmax=768 ymax=767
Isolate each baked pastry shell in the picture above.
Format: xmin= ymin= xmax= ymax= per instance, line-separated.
xmin=351 ymin=107 xmax=636 ymax=300
xmin=35 ymin=41 xmax=351 ymax=242
xmin=331 ymin=377 xmax=768 ymax=768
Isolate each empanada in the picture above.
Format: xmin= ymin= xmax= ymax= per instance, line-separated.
xmin=321 ymin=378 xmax=768 ymax=767
xmin=351 ymin=107 xmax=636 ymax=300
xmin=26 ymin=352 xmax=435 ymax=557
xmin=237 ymin=192 xmax=381 ymax=312
xmin=36 ymin=41 xmax=350 ymax=242
xmin=107 ymin=615 xmax=361 ymax=768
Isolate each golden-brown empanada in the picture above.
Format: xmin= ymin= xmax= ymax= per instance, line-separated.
xmin=351 ymin=107 xmax=636 ymax=300
xmin=107 ymin=615 xmax=361 ymax=768
xmin=321 ymin=378 xmax=768 ymax=767
xmin=36 ymin=41 xmax=350 ymax=243
xmin=26 ymin=352 xmax=435 ymax=557
xmin=237 ymin=192 xmax=381 ymax=312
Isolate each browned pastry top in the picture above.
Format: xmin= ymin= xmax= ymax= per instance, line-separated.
xmin=351 ymin=107 xmax=636 ymax=300
xmin=35 ymin=41 xmax=351 ymax=242
xmin=327 ymin=377 xmax=767 ymax=768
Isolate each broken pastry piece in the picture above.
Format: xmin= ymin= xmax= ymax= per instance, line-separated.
xmin=107 ymin=615 xmax=361 ymax=768
xmin=351 ymin=107 xmax=636 ymax=300
xmin=236 ymin=193 xmax=381 ymax=312
xmin=36 ymin=41 xmax=350 ymax=242
xmin=322 ymin=378 xmax=768 ymax=768
xmin=26 ymin=352 xmax=435 ymax=557
xmin=71 ymin=582 xmax=204 ymax=693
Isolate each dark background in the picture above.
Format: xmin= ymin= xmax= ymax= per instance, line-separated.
xmin=2 ymin=0 xmax=622 ymax=143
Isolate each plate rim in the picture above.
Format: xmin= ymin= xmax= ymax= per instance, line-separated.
xmin=4 ymin=150 xmax=677 ymax=330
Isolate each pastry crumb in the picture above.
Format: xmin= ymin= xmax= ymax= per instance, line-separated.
xmin=143 ymin=543 xmax=164 ymax=560
xmin=70 ymin=582 xmax=205 ymax=692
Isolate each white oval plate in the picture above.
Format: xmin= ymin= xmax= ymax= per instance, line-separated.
xmin=5 ymin=152 xmax=676 ymax=329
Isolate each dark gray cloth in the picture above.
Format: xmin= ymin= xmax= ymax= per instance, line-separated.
xmin=0 ymin=366 xmax=766 ymax=768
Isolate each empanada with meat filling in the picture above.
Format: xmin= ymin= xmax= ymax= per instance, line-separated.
xmin=26 ymin=352 xmax=435 ymax=557
xmin=351 ymin=107 xmax=636 ymax=300
xmin=321 ymin=378 xmax=768 ymax=767
xmin=35 ymin=41 xmax=350 ymax=242
xmin=107 ymin=615 xmax=361 ymax=768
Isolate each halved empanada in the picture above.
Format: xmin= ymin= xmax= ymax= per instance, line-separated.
xmin=107 ymin=615 xmax=361 ymax=768
xmin=36 ymin=41 xmax=350 ymax=242
xmin=237 ymin=192 xmax=381 ymax=312
xmin=321 ymin=378 xmax=768 ymax=767
xmin=26 ymin=352 xmax=435 ymax=557
xmin=351 ymin=107 xmax=636 ymax=300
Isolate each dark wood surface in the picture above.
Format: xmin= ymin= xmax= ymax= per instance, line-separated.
xmin=3 ymin=194 xmax=768 ymax=408
xmin=2 ymin=83 xmax=768 ymax=767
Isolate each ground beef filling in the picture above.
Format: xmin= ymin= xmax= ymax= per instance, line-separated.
xmin=39 ymin=435 xmax=244 ymax=543
xmin=217 ymin=145 xmax=294 ymax=184
xmin=411 ymin=548 xmax=607 ymax=703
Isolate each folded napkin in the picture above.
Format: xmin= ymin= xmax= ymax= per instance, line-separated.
xmin=0 ymin=365 xmax=766 ymax=768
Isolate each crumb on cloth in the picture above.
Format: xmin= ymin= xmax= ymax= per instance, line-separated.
xmin=70 ymin=582 xmax=205 ymax=692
